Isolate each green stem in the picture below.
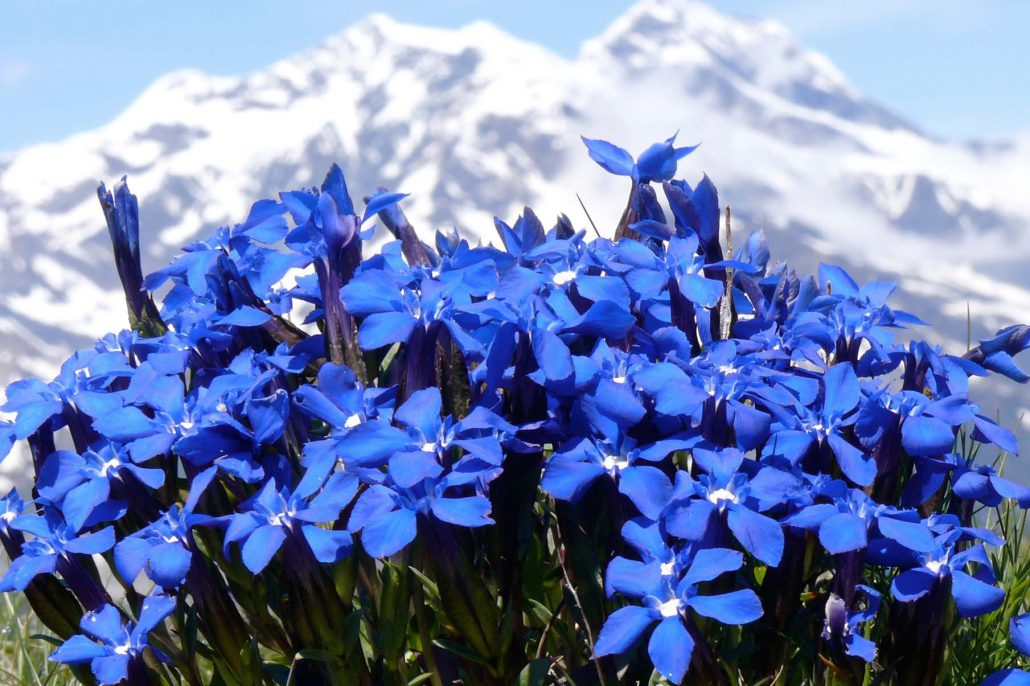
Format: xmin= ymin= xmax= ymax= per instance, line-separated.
xmin=413 ymin=576 xmax=444 ymax=686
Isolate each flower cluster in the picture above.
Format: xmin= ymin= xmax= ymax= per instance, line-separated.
xmin=0 ymin=134 xmax=1027 ymax=685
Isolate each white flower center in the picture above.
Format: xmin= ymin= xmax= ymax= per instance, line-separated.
xmin=660 ymin=560 xmax=676 ymax=576
xmin=421 ymin=442 xmax=437 ymax=453
xmin=707 ymin=488 xmax=737 ymax=505
xmin=113 ymin=643 xmax=131 ymax=656
xmin=611 ymin=375 xmax=627 ymax=384
xmin=344 ymin=413 xmax=363 ymax=429
xmin=552 ymin=270 xmax=577 ymax=286
xmin=99 ymin=458 xmax=120 ymax=476
xmin=658 ymin=598 xmax=681 ymax=618
xmin=718 ymin=365 xmax=738 ymax=376
xmin=180 ymin=419 xmax=194 ymax=431
xmin=601 ymin=454 xmax=629 ymax=473
xmin=926 ymin=559 xmax=945 ymax=575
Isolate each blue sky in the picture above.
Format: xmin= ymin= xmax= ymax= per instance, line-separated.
xmin=1 ymin=1 xmax=1028 ymax=152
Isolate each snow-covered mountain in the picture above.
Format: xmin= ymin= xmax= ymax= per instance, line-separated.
xmin=1 ymin=0 xmax=1028 ymax=455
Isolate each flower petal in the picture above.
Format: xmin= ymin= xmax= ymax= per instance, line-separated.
xmin=648 ymin=616 xmax=694 ymax=685
xmin=727 ymin=505 xmax=784 ymax=567
xmin=240 ymin=524 xmax=287 ymax=574
xmin=689 ymin=589 xmax=764 ymax=625
xmin=593 ymin=605 xmax=653 ymax=657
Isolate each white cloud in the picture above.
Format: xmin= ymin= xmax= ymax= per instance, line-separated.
xmin=0 ymin=59 xmax=30 ymax=88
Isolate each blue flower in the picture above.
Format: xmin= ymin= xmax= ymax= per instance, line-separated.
xmin=37 ymin=442 xmax=163 ymax=531
xmin=97 ymin=178 xmax=164 ymax=334
xmin=113 ymin=468 xmax=217 ymax=588
xmin=965 ymin=324 xmax=1030 ymax=382
xmin=0 ymin=512 xmax=115 ymax=592
xmin=347 ymin=388 xmax=512 ymax=558
xmin=821 ymin=585 xmax=880 ymax=662
xmin=220 ymin=474 xmax=357 ymax=574
xmin=952 ymin=464 xmax=1030 ymax=508
xmin=885 ymin=529 xmax=1005 ymax=618
xmin=581 ymin=133 xmax=698 ymax=184
xmin=663 ymin=448 xmax=786 ymax=566
xmin=594 ymin=547 xmax=762 ymax=684
xmin=1011 ymin=612 xmax=1030 ymax=657
xmin=50 ymin=594 xmax=174 ymax=685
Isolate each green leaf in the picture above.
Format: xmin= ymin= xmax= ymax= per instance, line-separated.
xmin=431 ymin=638 xmax=492 ymax=668
xmin=518 ymin=659 xmax=551 ymax=686
xmin=407 ymin=565 xmax=440 ymax=602
xmin=379 ymin=563 xmax=412 ymax=665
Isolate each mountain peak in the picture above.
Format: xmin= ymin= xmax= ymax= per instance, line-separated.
xmin=582 ymin=0 xmax=911 ymax=132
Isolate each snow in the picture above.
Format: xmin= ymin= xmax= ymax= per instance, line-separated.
xmin=0 ymin=0 xmax=1027 ymax=470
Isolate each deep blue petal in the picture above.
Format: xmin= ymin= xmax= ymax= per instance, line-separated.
xmin=951 ymin=570 xmax=1005 ymax=618
xmin=1011 ymin=613 xmax=1030 ymax=657
xmin=91 ymin=654 xmax=129 ymax=685
xmin=648 ymin=616 xmax=693 ymax=685
xmin=135 ymin=593 xmax=176 ymax=634
xmin=65 ymin=527 xmax=116 ymax=555
xmin=431 ymin=497 xmax=493 ymax=528
xmin=593 ymin=605 xmax=654 ymax=657
xmin=49 ymin=635 xmax=107 ymax=664
xmin=357 ymin=312 xmax=418 ymax=350
xmin=618 ymin=466 xmax=673 ymax=521
xmin=302 ymin=526 xmax=353 ymax=564
xmin=677 ymin=274 xmax=723 ymax=308
xmin=664 ymin=500 xmax=716 ymax=541
xmin=727 ymin=505 xmax=784 ymax=566
xmin=541 ymin=458 xmax=605 ymax=502
xmin=877 ymin=516 xmax=935 ymax=553
xmin=581 ymin=137 xmax=635 ymax=178
xmin=683 ymin=548 xmax=743 ymax=586
xmin=823 ymin=363 xmax=861 ymax=419
xmin=827 ymin=433 xmax=877 ymax=487
xmin=605 ymin=557 xmax=663 ymax=599
xmin=361 ymin=507 xmax=417 ymax=558
xmin=389 ymin=451 xmax=444 ymax=490
xmin=902 ymin=416 xmax=955 ymax=456
xmin=113 ymin=538 xmax=149 ymax=584
xmin=845 ymin=633 xmax=877 ymax=663
xmin=891 ymin=567 xmax=937 ymax=602
xmin=689 ymin=589 xmax=764 ymax=625
xmin=240 ymin=524 xmax=287 ymax=574
xmin=818 ymin=513 xmax=868 ymax=554
xmin=395 ymin=388 xmax=443 ymax=441
xmin=147 ymin=543 xmax=191 ymax=588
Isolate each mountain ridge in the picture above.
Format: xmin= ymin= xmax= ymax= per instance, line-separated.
xmin=0 ymin=0 xmax=1027 ymax=449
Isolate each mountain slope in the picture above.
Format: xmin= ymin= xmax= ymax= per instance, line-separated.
xmin=1 ymin=0 xmax=1028 ymax=439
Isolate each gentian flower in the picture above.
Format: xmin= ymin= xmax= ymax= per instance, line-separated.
xmin=965 ymin=324 xmax=1030 ymax=382
xmin=37 ymin=442 xmax=163 ymax=531
xmin=884 ymin=528 xmax=1005 ymax=618
xmin=0 ymin=512 xmax=115 ymax=593
xmin=96 ymin=178 xmax=164 ymax=336
xmin=952 ymin=464 xmax=1030 ymax=508
xmin=821 ymin=585 xmax=879 ymax=662
xmin=221 ymin=473 xmax=357 ymax=574
xmin=581 ymin=133 xmax=698 ymax=184
xmin=663 ymin=448 xmax=786 ymax=566
xmin=50 ymin=594 xmax=174 ymax=685
xmin=347 ymin=388 xmax=512 ymax=558
xmin=114 ymin=468 xmax=217 ymax=588
xmin=595 ymin=547 xmax=762 ymax=684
